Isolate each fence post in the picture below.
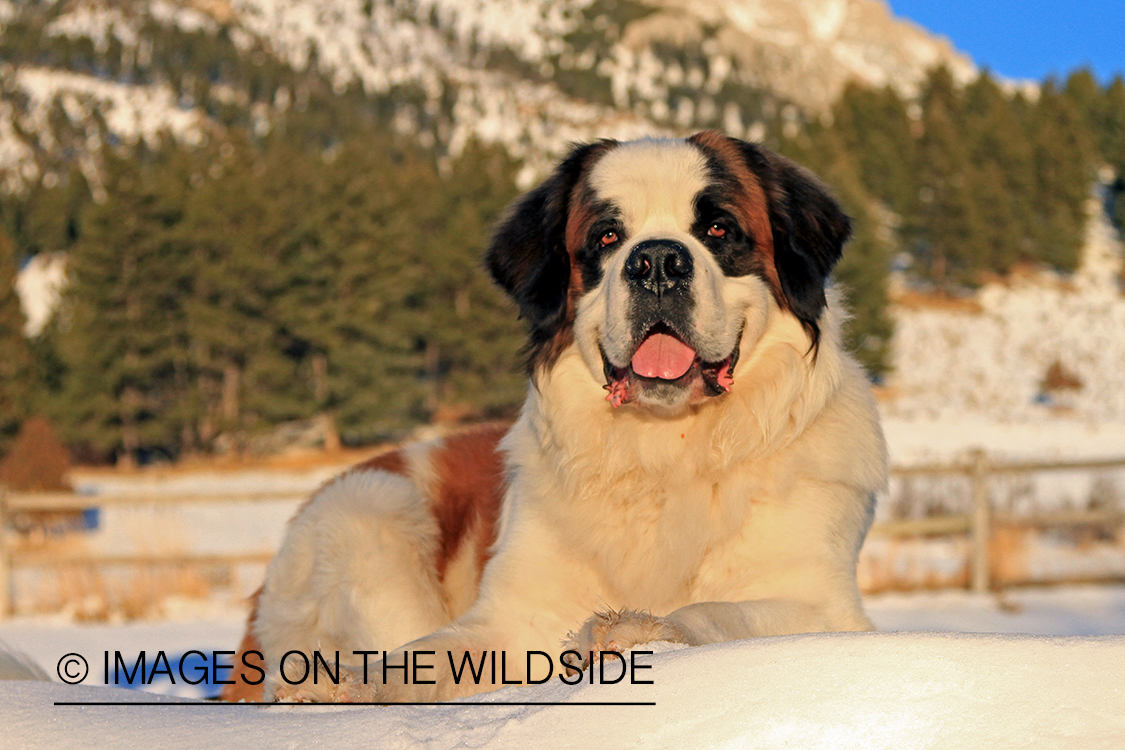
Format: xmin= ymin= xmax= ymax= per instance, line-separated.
xmin=0 ymin=485 xmax=9 ymax=617
xmin=969 ymin=449 xmax=991 ymax=594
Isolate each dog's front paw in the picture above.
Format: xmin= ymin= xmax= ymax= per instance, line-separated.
xmin=564 ymin=608 xmax=689 ymax=669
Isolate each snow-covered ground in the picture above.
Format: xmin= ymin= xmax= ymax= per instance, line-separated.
xmin=885 ymin=190 xmax=1125 ymax=427
xmin=8 ymin=633 xmax=1122 ymax=749
xmin=3 ymin=586 xmax=1125 ymax=749
xmin=883 ymin=413 xmax=1125 ymax=467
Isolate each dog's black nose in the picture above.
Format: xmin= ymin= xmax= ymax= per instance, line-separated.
xmin=624 ymin=240 xmax=693 ymax=296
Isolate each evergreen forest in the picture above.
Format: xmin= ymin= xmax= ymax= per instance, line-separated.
xmin=1 ymin=9 xmax=1123 ymax=463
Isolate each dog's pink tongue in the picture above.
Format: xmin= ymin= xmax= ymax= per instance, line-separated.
xmin=631 ymin=333 xmax=696 ymax=380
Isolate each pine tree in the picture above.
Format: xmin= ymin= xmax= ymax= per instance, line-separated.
xmin=777 ymin=124 xmax=893 ymax=377
xmin=961 ymin=73 xmax=1031 ymax=273
xmin=0 ymin=229 xmax=32 ymax=452
xmin=1029 ymin=81 xmax=1095 ymax=271
xmin=1105 ymin=77 xmax=1125 ymax=230
xmin=179 ymin=134 xmax=304 ymax=446
xmin=309 ymin=135 xmax=438 ymax=440
xmin=916 ymin=67 xmax=986 ymax=286
xmin=1071 ymin=73 xmax=1125 ymax=231
xmin=49 ymin=145 xmax=191 ymax=462
xmin=832 ymin=83 xmax=917 ymax=220
xmin=417 ymin=140 xmax=524 ymax=418
xmin=3 ymin=167 xmax=90 ymax=259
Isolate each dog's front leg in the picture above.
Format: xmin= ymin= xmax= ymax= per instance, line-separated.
xmin=663 ymin=598 xmax=873 ymax=642
xmin=565 ymin=598 xmax=873 ymax=662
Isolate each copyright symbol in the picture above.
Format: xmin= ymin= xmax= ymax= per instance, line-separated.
xmin=57 ymin=653 xmax=89 ymax=684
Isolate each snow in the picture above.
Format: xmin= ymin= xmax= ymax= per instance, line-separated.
xmin=867 ymin=584 xmax=1125 ymax=636
xmin=6 ymin=464 xmax=348 ymax=614
xmin=14 ymin=252 xmax=67 ymax=337
xmin=0 ymin=66 xmax=207 ymax=193
xmin=14 ymin=68 xmax=204 ymax=148
xmin=881 ymin=414 xmax=1125 ymax=466
xmin=2 ymin=620 xmax=1123 ymax=748
xmin=42 ymin=0 xmax=219 ymax=48
xmin=0 ymin=615 xmax=247 ymax=697
xmin=147 ymin=1 xmax=220 ymax=35
xmin=44 ymin=5 xmax=139 ymax=52
xmin=884 ymin=191 xmax=1125 ymax=427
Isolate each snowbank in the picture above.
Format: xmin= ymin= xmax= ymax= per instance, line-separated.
xmin=4 ymin=631 xmax=1124 ymax=749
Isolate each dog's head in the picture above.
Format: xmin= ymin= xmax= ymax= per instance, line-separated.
xmin=487 ymin=131 xmax=850 ymax=413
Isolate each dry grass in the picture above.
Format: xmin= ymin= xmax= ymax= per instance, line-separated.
xmin=891 ymin=290 xmax=983 ymax=313
xmin=28 ymin=564 xmax=218 ymax=621
xmin=858 ymin=536 xmax=972 ymax=593
xmin=989 ymin=526 xmax=1031 ymax=587
xmin=73 ymin=444 xmax=390 ymax=479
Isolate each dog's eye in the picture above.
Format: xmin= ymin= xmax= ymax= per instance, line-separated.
xmin=599 ymin=230 xmax=619 ymax=247
xmin=707 ymin=223 xmax=728 ymax=239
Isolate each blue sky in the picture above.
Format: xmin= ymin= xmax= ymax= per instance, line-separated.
xmin=887 ymin=1 xmax=1125 ymax=84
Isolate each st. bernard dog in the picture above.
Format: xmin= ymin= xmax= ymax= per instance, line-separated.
xmin=222 ymin=130 xmax=887 ymax=703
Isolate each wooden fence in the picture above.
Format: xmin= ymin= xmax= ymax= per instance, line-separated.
xmin=1 ymin=451 xmax=1124 ymax=617
xmin=0 ymin=489 xmax=307 ymax=617
xmin=871 ymin=451 xmax=1125 ymax=594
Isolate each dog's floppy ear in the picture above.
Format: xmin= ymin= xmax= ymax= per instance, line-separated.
xmin=487 ymin=140 xmax=613 ymax=360
xmin=740 ymin=143 xmax=852 ymax=349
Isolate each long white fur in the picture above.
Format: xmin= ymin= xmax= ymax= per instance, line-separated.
xmin=260 ymin=138 xmax=888 ymax=702
xmin=255 ymin=467 xmax=449 ymax=696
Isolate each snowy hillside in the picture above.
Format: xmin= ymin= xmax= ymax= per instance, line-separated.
xmin=226 ymin=0 xmax=976 ymax=115
xmin=0 ymin=0 xmax=980 ymax=185
xmin=885 ymin=186 xmax=1125 ymax=428
xmin=0 ymin=66 xmax=206 ymax=193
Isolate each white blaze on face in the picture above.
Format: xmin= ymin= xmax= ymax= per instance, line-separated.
xmin=582 ymin=139 xmax=712 ymax=371
xmin=587 ymin=139 xmax=710 ymax=236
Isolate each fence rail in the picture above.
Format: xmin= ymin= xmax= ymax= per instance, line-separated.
xmin=2 ymin=451 xmax=1125 ymax=616
xmin=4 ymin=491 xmax=308 ymax=510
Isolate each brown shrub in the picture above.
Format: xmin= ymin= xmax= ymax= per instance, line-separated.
xmin=1041 ymin=360 xmax=1083 ymax=392
xmin=0 ymin=416 xmax=72 ymax=491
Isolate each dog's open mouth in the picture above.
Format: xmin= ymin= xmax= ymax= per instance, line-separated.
xmin=602 ymin=323 xmax=739 ymax=408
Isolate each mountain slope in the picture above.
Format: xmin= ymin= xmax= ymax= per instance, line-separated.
xmin=0 ymin=0 xmax=980 ymax=184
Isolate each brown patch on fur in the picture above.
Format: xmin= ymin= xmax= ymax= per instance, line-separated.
xmin=220 ymin=588 xmax=266 ymax=702
xmin=352 ymin=447 xmax=408 ymax=476
xmin=565 ymin=184 xmax=599 ymax=269
xmin=429 ymin=423 xmax=508 ymax=579
xmin=526 ymin=140 xmax=618 ymax=377
xmin=688 ymin=130 xmax=784 ymax=303
xmin=223 ymin=426 xmax=507 ymax=701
